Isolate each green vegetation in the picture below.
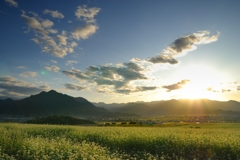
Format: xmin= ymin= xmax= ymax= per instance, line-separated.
xmin=0 ymin=123 xmax=240 ymax=159
xmin=25 ymin=115 xmax=95 ymax=125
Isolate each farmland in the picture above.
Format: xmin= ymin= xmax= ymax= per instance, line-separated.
xmin=0 ymin=123 xmax=240 ymax=159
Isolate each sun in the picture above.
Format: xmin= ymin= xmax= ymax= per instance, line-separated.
xmin=180 ymin=81 xmax=211 ymax=99
xmin=178 ymin=65 xmax=227 ymax=99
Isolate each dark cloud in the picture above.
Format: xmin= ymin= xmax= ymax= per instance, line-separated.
xmin=64 ymin=83 xmax=86 ymax=91
xmin=162 ymin=79 xmax=190 ymax=92
xmin=148 ymin=55 xmax=178 ymax=64
xmin=62 ymin=62 xmax=147 ymax=93
xmin=237 ymin=86 xmax=240 ymax=91
xmin=62 ymin=62 xmax=147 ymax=91
xmin=0 ymin=76 xmax=50 ymax=98
xmin=116 ymin=86 xmax=157 ymax=94
xmin=147 ymin=31 xmax=219 ymax=64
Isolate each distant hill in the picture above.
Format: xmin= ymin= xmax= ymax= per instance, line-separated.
xmin=25 ymin=115 xmax=95 ymax=125
xmin=0 ymin=90 xmax=109 ymax=117
xmin=94 ymin=99 xmax=240 ymax=116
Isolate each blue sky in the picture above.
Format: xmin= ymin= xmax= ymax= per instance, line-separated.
xmin=0 ymin=0 xmax=240 ymax=103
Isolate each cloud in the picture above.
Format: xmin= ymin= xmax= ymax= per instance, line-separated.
xmin=66 ymin=60 xmax=78 ymax=66
xmin=71 ymin=5 xmax=100 ymax=41
xmin=238 ymin=86 xmax=240 ymax=91
xmin=222 ymin=89 xmax=231 ymax=93
xmin=56 ymin=35 xmax=68 ymax=45
xmin=21 ymin=11 xmax=48 ymax=35
xmin=62 ymin=31 xmax=218 ymax=95
xmin=64 ymin=83 xmax=86 ymax=91
xmin=62 ymin=61 xmax=148 ymax=94
xmin=75 ymin=5 xmax=100 ymax=23
xmin=51 ymin=60 xmax=57 ymax=63
xmin=5 ymin=0 xmax=18 ymax=8
xmin=0 ymin=76 xmax=50 ymax=98
xmin=207 ymin=87 xmax=219 ymax=93
xmin=148 ymin=31 xmax=219 ymax=64
xmin=0 ymin=90 xmax=25 ymax=99
xmin=44 ymin=66 xmax=60 ymax=72
xmin=41 ymin=19 xmax=54 ymax=28
xmin=43 ymin=9 xmax=64 ymax=19
xmin=19 ymin=71 xmax=37 ymax=78
xmin=21 ymin=11 xmax=77 ymax=57
xmin=16 ymin=66 xmax=26 ymax=69
xmin=116 ymin=86 xmax=157 ymax=94
xmin=162 ymin=79 xmax=190 ymax=92
xmin=72 ymin=24 xmax=98 ymax=40
xmin=21 ymin=5 xmax=100 ymax=57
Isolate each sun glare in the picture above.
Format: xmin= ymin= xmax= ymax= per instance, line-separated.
xmin=178 ymin=65 xmax=228 ymax=99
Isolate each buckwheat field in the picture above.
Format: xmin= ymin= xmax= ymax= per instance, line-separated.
xmin=0 ymin=123 xmax=240 ymax=160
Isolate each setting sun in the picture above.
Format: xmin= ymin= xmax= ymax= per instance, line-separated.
xmin=178 ymin=65 xmax=228 ymax=99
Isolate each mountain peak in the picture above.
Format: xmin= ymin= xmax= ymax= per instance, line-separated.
xmin=48 ymin=90 xmax=57 ymax=93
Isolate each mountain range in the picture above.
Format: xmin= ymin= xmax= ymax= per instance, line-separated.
xmin=93 ymin=99 xmax=240 ymax=116
xmin=1 ymin=90 xmax=240 ymax=117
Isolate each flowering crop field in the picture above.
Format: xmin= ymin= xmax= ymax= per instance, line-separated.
xmin=0 ymin=123 xmax=240 ymax=160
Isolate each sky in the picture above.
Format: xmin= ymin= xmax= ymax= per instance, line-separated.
xmin=0 ymin=0 xmax=240 ymax=103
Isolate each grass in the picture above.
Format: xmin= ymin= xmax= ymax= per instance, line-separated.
xmin=0 ymin=122 xmax=240 ymax=159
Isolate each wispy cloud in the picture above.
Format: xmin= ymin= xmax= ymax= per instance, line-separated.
xmin=148 ymin=31 xmax=219 ymax=64
xmin=16 ymin=66 xmax=26 ymax=69
xmin=162 ymin=80 xmax=190 ymax=92
xmin=66 ymin=60 xmax=78 ymax=66
xmin=51 ymin=60 xmax=57 ymax=63
xmin=0 ymin=76 xmax=50 ymax=98
xmin=5 ymin=0 xmax=18 ymax=8
xmin=44 ymin=66 xmax=60 ymax=72
xmin=116 ymin=86 xmax=157 ymax=94
xmin=64 ymin=83 xmax=86 ymax=91
xmin=222 ymin=89 xmax=231 ymax=93
xmin=43 ymin=9 xmax=64 ymax=19
xmin=19 ymin=71 xmax=38 ymax=78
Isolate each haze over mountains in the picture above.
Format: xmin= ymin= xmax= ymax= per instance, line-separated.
xmin=93 ymin=99 xmax=240 ymax=116
xmin=0 ymin=90 xmax=240 ymax=117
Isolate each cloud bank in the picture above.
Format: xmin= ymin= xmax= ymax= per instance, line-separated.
xmin=62 ymin=61 xmax=155 ymax=94
xmin=61 ymin=31 xmax=219 ymax=94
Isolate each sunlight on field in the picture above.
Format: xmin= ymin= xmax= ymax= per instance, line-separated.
xmin=0 ymin=123 xmax=240 ymax=159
